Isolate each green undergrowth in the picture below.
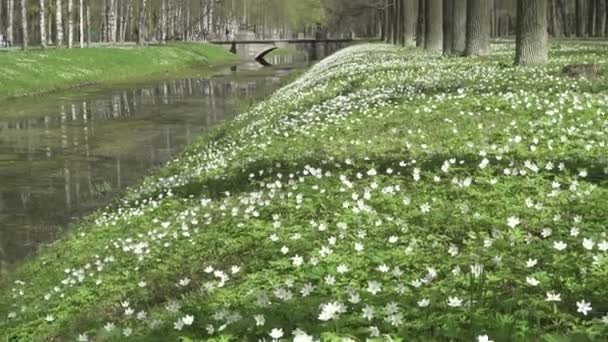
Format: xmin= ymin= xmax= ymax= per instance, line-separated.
xmin=0 ymin=43 xmax=237 ymax=101
xmin=0 ymin=43 xmax=607 ymax=341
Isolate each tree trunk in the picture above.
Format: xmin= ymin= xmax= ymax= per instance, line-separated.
xmin=424 ymin=0 xmax=442 ymax=52
xmin=67 ymin=0 xmax=73 ymax=48
xmin=79 ymin=0 xmax=83 ymax=47
xmin=596 ymin=0 xmax=607 ymax=35
xmin=40 ymin=0 xmax=46 ymax=47
xmin=55 ymin=0 xmax=62 ymax=46
xmin=416 ymin=0 xmax=425 ymax=47
xmin=161 ymin=0 xmax=166 ymax=41
xmin=587 ymin=0 xmax=596 ymax=35
xmin=21 ymin=0 xmax=27 ymax=49
xmin=404 ymin=0 xmax=416 ymax=47
xmin=576 ymin=0 xmax=586 ymax=36
xmin=108 ymin=0 xmax=115 ymax=42
xmin=443 ymin=0 xmax=453 ymax=54
xmin=515 ymin=0 xmax=548 ymax=65
xmin=86 ymin=2 xmax=90 ymax=45
xmin=452 ymin=0 xmax=466 ymax=54
xmin=465 ymin=0 xmax=491 ymax=56
xmin=137 ymin=0 xmax=145 ymax=45
xmin=8 ymin=0 xmax=14 ymax=45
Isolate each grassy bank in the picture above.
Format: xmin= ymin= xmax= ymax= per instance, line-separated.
xmin=0 ymin=43 xmax=237 ymax=101
xmin=1 ymin=43 xmax=607 ymax=341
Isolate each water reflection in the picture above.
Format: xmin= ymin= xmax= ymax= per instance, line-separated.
xmin=0 ymin=64 xmax=299 ymax=268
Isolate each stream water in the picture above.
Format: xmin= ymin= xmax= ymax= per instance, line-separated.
xmin=0 ymin=55 xmax=313 ymax=269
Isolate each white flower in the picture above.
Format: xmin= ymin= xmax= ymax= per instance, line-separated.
xmin=576 ymin=300 xmax=592 ymax=316
xmin=367 ymin=280 xmax=382 ymax=295
xmin=526 ymin=258 xmax=538 ymax=268
xmin=293 ymin=331 xmax=314 ymax=342
xmin=318 ymin=302 xmax=346 ymax=321
xmin=123 ymin=328 xmax=132 ymax=337
xmin=526 ymin=277 xmax=540 ymax=287
xmin=254 ymin=314 xmax=265 ymax=326
xmin=602 ymin=314 xmax=608 ymax=325
xmin=545 ymin=292 xmax=561 ymax=302
xmin=470 ymin=263 xmax=483 ymax=278
xmin=337 ymin=264 xmax=349 ymax=274
xmin=77 ymin=334 xmax=88 ymax=342
xmin=182 ymin=315 xmax=194 ymax=325
xmin=174 ymin=319 xmax=185 ymax=331
xmin=269 ymin=328 xmax=284 ymax=339
xmin=291 ymin=255 xmax=304 ymax=267
xmin=45 ymin=315 xmax=55 ymax=322
xmin=582 ymin=238 xmax=594 ymax=250
xmin=178 ymin=277 xmax=191 ymax=286
xmin=104 ymin=322 xmax=115 ymax=332
xmin=447 ymin=297 xmax=463 ymax=307
xmin=417 ymin=298 xmax=430 ymax=308
xmin=362 ymin=305 xmax=375 ymax=321
xmin=420 ymin=203 xmax=431 ymax=213
xmin=507 ymin=216 xmax=521 ymax=228
xmin=553 ymin=241 xmax=567 ymax=251
xmin=478 ymin=335 xmax=493 ymax=342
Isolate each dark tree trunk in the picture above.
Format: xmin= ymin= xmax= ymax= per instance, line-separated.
xmin=416 ymin=0 xmax=425 ymax=47
xmin=137 ymin=0 xmax=145 ymax=45
xmin=443 ymin=0 xmax=453 ymax=54
xmin=515 ymin=0 xmax=548 ymax=65
xmin=424 ymin=0 xmax=442 ymax=52
xmin=596 ymin=0 xmax=607 ymax=35
xmin=452 ymin=0 xmax=466 ymax=54
xmin=404 ymin=0 xmax=417 ymax=47
xmin=587 ymin=0 xmax=596 ymax=36
xmin=465 ymin=0 xmax=490 ymax=56
xmin=576 ymin=0 xmax=586 ymax=36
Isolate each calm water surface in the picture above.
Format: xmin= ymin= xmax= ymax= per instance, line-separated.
xmin=0 ymin=57 xmax=310 ymax=268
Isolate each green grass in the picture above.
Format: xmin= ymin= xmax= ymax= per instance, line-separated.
xmin=0 ymin=43 xmax=607 ymax=341
xmin=0 ymin=43 xmax=238 ymax=101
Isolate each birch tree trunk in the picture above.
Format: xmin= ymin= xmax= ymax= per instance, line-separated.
xmin=161 ymin=0 xmax=166 ymax=41
xmin=86 ymin=2 xmax=90 ymax=45
xmin=465 ymin=0 xmax=491 ymax=56
xmin=55 ymin=0 xmax=62 ymax=46
xmin=515 ymin=0 xmax=548 ymax=65
xmin=137 ymin=0 xmax=145 ymax=45
xmin=8 ymin=0 xmax=14 ymax=45
xmin=452 ymin=0 xmax=466 ymax=54
xmin=40 ymin=0 xmax=46 ymax=47
xmin=79 ymin=0 xmax=83 ymax=47
xmin=67 ymin=0 xmax=73 ymax=48
xmin=107 ymin=0 xmax=115 ymax=42
xmin=21 ymin=0 xmax=27 ymax=49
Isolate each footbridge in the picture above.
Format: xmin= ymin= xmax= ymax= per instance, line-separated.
xmin=210 ymin=38 xmax=356 ymax=65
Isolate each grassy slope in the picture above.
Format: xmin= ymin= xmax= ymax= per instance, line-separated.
xmin=1 ymin=43 xmax=607 ymax=341
xmin=0 ymin=43 xmax=237 ymax=100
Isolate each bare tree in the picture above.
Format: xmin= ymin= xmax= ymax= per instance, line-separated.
xmin=108 ymin=0 xmax=116 ymax=42
xmin=40 ymin=0 xmax=46 ymax=47
xmin=465 ymin=0 xmax=490 ymax=56
xmin=515 ymin=0 xmax=548 ymax=65
xmin=424 ymin=0 xmax=442 ymax=52
xmin=416 ymin=0 xmax=425 ymax=47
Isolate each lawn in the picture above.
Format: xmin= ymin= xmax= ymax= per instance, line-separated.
xmin=0 ymin=42 xmax=607 ymax=341
xmin=0 ymin=43 xmax=238 ymax=101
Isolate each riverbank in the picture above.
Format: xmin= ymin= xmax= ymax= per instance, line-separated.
xmin=0 ymin=43 xmax=238 ymax=101
xmin=1 ymin=43 xmax=607 ymax=341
